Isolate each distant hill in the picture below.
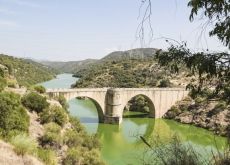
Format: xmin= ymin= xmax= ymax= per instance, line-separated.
xmin=0 ymin=54 xmax=57 ymax=87
xmin=101 ymin=48 xmax=159 ymax=61
xmin=40 ymin=48 xmax=160 ymax=73
xmin=40 ymin=59 xmax=98 ymax=73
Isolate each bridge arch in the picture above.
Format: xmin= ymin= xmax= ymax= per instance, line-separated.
xmin=121 ymin=94 xmax=155 ymax=118
xmin=74 ymin=97 xmax=105 ymax=123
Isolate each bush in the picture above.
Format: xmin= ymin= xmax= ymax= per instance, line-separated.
xmin=57 ymin=95 xmax=69 ymax=111
xmin=11 ymin=134 xmax=37 ymax=156
xmin=63 ymin=130 xmax=83 ymax=148
xmin=37 ymin=147 xmax=57 ymax=165
xmin=40 ymin=106 xmax=68 ymax=127
xmin=69 ymin=117 xmax=85 ymax=133
xmin=62 ymin=147 xmax=81 ymax=165
xmin=0 ymin=77 xmax=7 ymax=91
xmin=158 ymin=79 xmax=171 ymax=88
xmin=63 ymin=148 xmax=105 ymax=165
xmin=83 ymin=134 xmax=101 ymax=150
xmin=34 ymin=85 xmax=46 ymax=94
xmin=40 ymin=123 xmax=62 ymax=148
xmin=142 ymin=136 xmax=205 ymax=165
xmin=21 ymin=92 xmax=49 ymax=113
xmin=0 ymin=92 xmax=29 ymax=138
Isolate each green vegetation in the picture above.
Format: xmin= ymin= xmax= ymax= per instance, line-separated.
xmin=0 ymin=92 xmax=29 ymax=138
xmin=142 ymin=136 xmax=206 ymax=165
xmin=0 ymin=77 xmax=7 ymax=91
xmin=34 ymin=85 xmax=46 ymax=94
xmin=40 ymin=105 xmax=68 ymax=127
xmin=21 ymin=92 xmax=49 ymax=113
xmin=0 ymin=54 xmax=57 ymax=87
xmin=73 ymin=58 xmax=176 ymax=88
xmin=37 ymin=148 xmax=57 ymax=165
xmin=127 ymin=95 xmax=150 ymax=113
xmin=40 ymin=122 xmax=63 ymax=149
xmin=63 ymin=147 xmax=105 ymax=165
xmin=57 ymin=94 xmax=69 ymax=111
xmin=11 ymin=134 xmax=38 ymax=156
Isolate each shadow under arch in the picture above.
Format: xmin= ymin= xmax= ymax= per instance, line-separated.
xmin=69 ymin=96 xmax=104 ymax=123
xmin=122 ymin=94 xmax=156 ymax=118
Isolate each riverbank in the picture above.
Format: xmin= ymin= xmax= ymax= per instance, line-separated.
xmin=164 ymin=96 xmax=230 ymax=136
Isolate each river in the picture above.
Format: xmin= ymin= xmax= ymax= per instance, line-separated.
xmin=41 ymin=73 xmax=227 ymax=165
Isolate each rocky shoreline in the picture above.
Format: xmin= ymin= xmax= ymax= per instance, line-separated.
xmin=164 ymin=97 xmax=230 ymax=136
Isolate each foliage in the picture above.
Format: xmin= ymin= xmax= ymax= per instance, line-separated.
xmin=34 ymin=85 xmax=46 ymax=94
xmin=74 ymin=58 xmax=174 ymax=88
xmin=40 ymin=123 xmax=62 ymax=148
xmin=141 ymin=136 xmax=206 ymax=165
xmin=0 ymin=77 xmax=7 ymax=91
xmin=0 ymin=54 xmax=57 ymax=87
xmin=63 ymin=130 xmax=83 ymax=148
xmin=69 ymin=116 xmax=85 ymax=133
xmin=57 ymin=94 xmax=69 ymax=111
xmin=21 ymin=92 xmax=49 ymax=113
xmin=188 ymin=0 xmax=230 ymax=48
xmin=63 ymin=147 xmax=106 ymax=165
xmin=158 ymin=78 xmax=172 ymax=88
xmin=0 ymin=92 xmax=29 ymax=138
xmin=155 ymin=43 xmax=230 ymax=102
xmin=11 ymin=134 xmax=38 ymax=156
xmin=40 ymin=105 xmax=68 ymax=127
xmin=37 ymin=148 xmax=57 ymax=165
xmin=128 ymin=95 xmax=150 ymax=113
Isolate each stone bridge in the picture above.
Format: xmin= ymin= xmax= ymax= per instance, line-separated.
xmin=46 ymin=88 xmax=189 ymax=124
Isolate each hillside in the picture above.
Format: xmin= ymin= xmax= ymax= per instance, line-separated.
xmin=40 ymin=59 xmax=98 ymax=73
xmin=72 ymin=48 xmax=190 ymax=88
xmin=0 ymin=54 xmax=57 ymax=87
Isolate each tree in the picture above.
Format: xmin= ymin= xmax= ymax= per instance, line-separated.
xmin=188 ymin=0 xmax=230 ymax=48
xmin=34 ymin=85 xmax=46 ymax=94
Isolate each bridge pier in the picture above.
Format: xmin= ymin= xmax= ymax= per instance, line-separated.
xmin=104 ymin=88 xmax=123 ymax=124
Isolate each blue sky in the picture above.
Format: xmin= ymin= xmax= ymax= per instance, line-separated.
xmin=0 ymin=0 xmax=228 ymax=61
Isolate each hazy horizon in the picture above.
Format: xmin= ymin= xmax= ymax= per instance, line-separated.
xmin=0 ymin=0 xmax=228 ymax=61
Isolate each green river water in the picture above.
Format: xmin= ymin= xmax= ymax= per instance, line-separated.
xmin=41 ymin=73 xmax=227 ymax=165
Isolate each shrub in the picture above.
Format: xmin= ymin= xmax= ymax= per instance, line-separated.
xmin=57 ymin=95 xmax=69 ymax=111
xmin=142 ymin=136 xmax=205 ymax=165
xmin=0 ymin=77 xmax=7 ymax=91
xmin=37 ymin=147 xmax=57 ymax=165
xmin=0 ymin=92 xmax=29 ymax=138
xmin=83 ymin=134 xmax=101 ymax=150
xmin=158 ymin=79 xmax=171 ymax=88
xmin=62 ymin=147 xmax=81 ymax=165
xmin=69 ymin=117 xmax=85 ymax=133
xmin=194 ymin=97 xmax=205 ymax=105
xmin=40 ymin=123 xmax=62 ymax=148
xmin=11 ymin=134 xmax=37 ymax=156
xmin=63 ymin=148 xmax=105 ymax=165
xmin=34 ymin=85 xmax=46 ymax=94
xmin=21 ymin=92 xmax=49 ymax=113
xmin=7 ymin=79 xmax=18 ymax=88
xmin=63 ymin=130 xmax=83 ymax=147
xmin=40 ymin=106 xmax=68 ymax=127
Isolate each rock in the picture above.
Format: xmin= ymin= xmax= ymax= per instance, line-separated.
xmin=175 ymin=112 xmax=193 ymax=124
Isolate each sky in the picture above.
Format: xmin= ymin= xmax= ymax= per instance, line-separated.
xmin=0 ymin=0 xmax=228 ymax=61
